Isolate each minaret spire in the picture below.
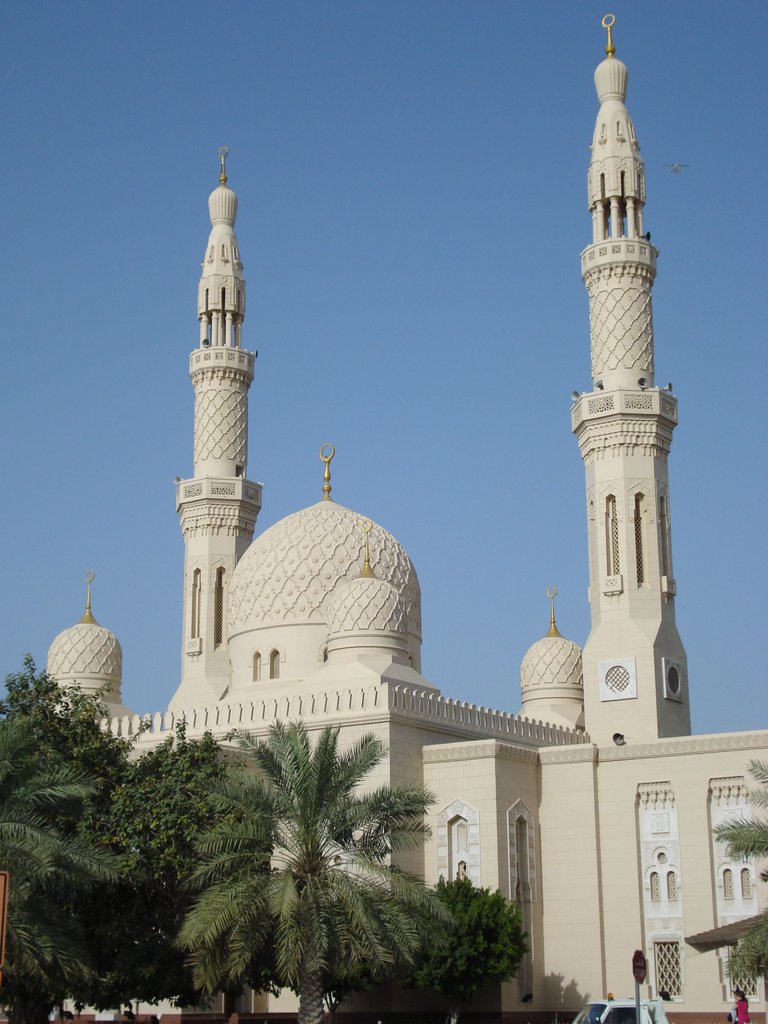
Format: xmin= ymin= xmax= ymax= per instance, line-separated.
xmin=170 ymin=151 xmax=263 ymax=710
xmin=571 ymin=17 xmax=690 ymax=745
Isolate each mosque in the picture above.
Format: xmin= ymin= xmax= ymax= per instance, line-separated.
xmin=45 ymin=16 xmax=766 ymax=1022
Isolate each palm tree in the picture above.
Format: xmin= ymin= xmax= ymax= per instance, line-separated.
xmin=714 ymin=759 xmax=768 ymax=979
xmin=0 ymin=717 xmax=118 ymax=1024
xmin=181 ymin=722 xmax=444 ymax=1024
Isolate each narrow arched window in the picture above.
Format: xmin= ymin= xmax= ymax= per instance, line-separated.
xmin=214 ymin=568 xmax=225 ymax=649
xmin=650 ymin=871 xmax=660 ymax=902
xmin=741 ymin=868 xmax=752 ymax=898
xmin=659 ymin=495 xmax=671 ymax=578
xmin=634 ymin=493 xmax=645 ymax=585
xmin=667 ymin=871 xmax=678 ymax=901
xmin=606 ymin=495 xmax=620 ymax=575
xmin=269 ymin=649 xmax=280 ymax=680
xmin=448 ymin=815 xmax=469 ymax=881
xmin=723 ymin=868 xmax=734 ymax=899
xmin=252 ymin=652 xmax=261 ymax=682
xmin=191 ymin=569 xmax=201 ymax=639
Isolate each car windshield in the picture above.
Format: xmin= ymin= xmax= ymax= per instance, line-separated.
xmin=573 ymin=1005 xmax=607 ymax=1024
xmin=605 ymin=1010 xmax=639 ymax=1024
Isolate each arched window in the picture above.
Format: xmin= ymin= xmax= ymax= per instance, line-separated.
xmin=269 ymin=649 xmax=280 ymax=680
xmin=667 ymin=871 xmax=678 ymax=901
xmin=191 ymin=569 xmax=201 ymax=639
xmin=741 ymin=868 xmax=752 ymax=898
xmin=659 ymin=495 xmax=671 ymax=578
xmin=252 ymin=652 xmax=261 ymax=682
xmin=214 ymin=568 xmax=225 ymax=649
xmin=634 ymin=493 xmax=645 ymax=585
xmin=650 ymin=871 xmax=660 ymax=902
xmin=606 ymin=495 xmax=620 ymax=575
xmin=449 ymin=815 xmax=469 ymax=881
xmin=723 ymin=868 xmax=734 ymax=899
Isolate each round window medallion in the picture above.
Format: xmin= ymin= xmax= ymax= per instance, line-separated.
xmin=667 ymin=665 xmax=680 ymax=695
xmin=605 ymin=664 xmax=631 ymax=692
xmin=657 ymin=851 xmax=667 ymax=864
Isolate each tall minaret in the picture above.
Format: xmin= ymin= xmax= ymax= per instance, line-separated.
xmin=571 ymin=17 xmax=690 ymax=745
xmin=169 ymin=149 xmax=262 ymax=710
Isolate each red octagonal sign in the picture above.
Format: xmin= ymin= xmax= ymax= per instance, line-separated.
xmin=632 ymin=949 xmax=647 ymax=983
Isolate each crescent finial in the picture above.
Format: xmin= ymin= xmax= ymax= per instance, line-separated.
xmin=320 ymin=443 xmax=335 ymax=501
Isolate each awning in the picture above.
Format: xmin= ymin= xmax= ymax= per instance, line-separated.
xmin=686 ymin=915 xmax=763 ymax=951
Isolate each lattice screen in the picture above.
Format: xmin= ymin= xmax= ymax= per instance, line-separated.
xmin=654 ymin=941 xmax=682 ymax=997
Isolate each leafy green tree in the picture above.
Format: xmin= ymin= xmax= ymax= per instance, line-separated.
xmin=407 ymin=876 xmax=527 ymax=1024
xmin=0 ymin=716 xmax=119 ymax=1024
xmin=80 ymin=724 xmax=233 ymax=1009
xmin=181 ymin=721 xmax=444 ymax=1024
xmin=714 ymin=759 xmax=768 ymax=980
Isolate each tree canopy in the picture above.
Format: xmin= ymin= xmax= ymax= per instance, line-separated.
xmin=181 ymin=721 xmax=444 ymax=1024
xmin=407 ymin=876 xmax=527 ymax=1024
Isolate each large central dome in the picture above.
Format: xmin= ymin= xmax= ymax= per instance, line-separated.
xmin=228 ymin=499 xmax=421 ymax=651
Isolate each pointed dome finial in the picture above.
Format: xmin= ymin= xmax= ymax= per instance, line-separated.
xmin=602 ymin=13 xmax=616 ymax=57
xmin=80 ymin=570 xmax=98 ymax=625
xmin=320 ymin=443 xmax=335 ymax=501
xmin=218 ymin=145 xmax=229 ymax=185
xmin=360 ymin=519 xmax=374 ymax=578
xmin=545 ymin=586 xmax=562 ymax=638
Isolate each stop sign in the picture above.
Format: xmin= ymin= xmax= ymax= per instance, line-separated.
xmin=632 ymin=949 xmax=647 ymax=983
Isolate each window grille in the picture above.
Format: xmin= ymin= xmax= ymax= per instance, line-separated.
xmin=724 ymin=950 xmax=758 ymax=997
xmin=654 ymin=941 xmax=682 ymax=997
xmin=606 ymin=495 xmax=620 ymax=575
xmin=252 ymin=652 xmax=261 ymax=682
xmin=667 ymin=871 xmax=678 ymax=901
xmin=724 ymin=868 xmax=734 ymax=899
xmin=214 ymin=568 xmax=225 ymax=649
xmin=650 ymin=871 xmax=660 ymax=902
xmin=740 ymin=868 xmax=752 ymax=899
xmin=634 ymin=494 xmax=644 ymax=585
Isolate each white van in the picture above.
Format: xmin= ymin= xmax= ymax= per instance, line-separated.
xmin=572 ymin=998 xmax=671 ymax=1024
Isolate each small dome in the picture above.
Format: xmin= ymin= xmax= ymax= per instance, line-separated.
xmin=594 ymin=55 xmax=628 ymax=103
xmin=47 ymin=621 xmax=122 ymax=690
xmin=228 ymin=500 xmax=421 ymax=641
xmin=208 ymin=183 xmax=238 ymax=225
xmin=521 ymin=634 xmax=583 ymax=692
xmin=327 ymin=576 xmax=406 ymax=636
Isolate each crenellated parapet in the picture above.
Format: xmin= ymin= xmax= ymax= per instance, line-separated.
xmin=107 ymin=682 xmax=590 ymax=750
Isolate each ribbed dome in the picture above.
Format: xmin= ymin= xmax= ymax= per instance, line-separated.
xmin=47 ymin=621 xmax=122 ymax=687
xmin=521 ymin=634 xmax=583 ymax=692
xmin=228 ymin=501 xmax=420 ymax=640
xmin=594 ymin=56 xmax=628 ymax=103
xmin=208 ymin=184 xmax=238 ymax=225
xmin=326 ymin=576 xmax=407 ymax=636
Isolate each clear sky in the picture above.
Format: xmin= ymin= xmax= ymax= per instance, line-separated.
xmin=2 ymin=1 xmax=766 ymax=736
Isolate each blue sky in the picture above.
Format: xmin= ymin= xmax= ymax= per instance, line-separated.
xmin=2 ymin=1 xmax=766 ymax=735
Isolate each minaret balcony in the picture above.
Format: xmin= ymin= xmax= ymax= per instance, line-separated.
xmin=571 ymin=388 xmax=677 ymax=431
xmin=176 ymin=476 xmax=263 ymax=511
xmin=189 ymin=347 xmax=255 ymax=377
xmin=581 ymin=237 xmax=657 ymax=276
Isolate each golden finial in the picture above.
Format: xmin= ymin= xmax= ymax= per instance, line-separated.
xmin=218 ymin=145 xmax=229 ymax=185
xmin=360 ymin=519 xmax=374 ymax=578
xmin=602 ymin=14 xmax=616 ymax=57
xmin=545 ymin=586 xmax=562 ymax=638
xmin=80 ymin=570 xmax=98 ymax=625
xmin=320 ymin=443 xmax=335 ymax=501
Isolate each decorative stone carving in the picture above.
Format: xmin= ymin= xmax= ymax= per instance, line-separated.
xmin=228 ymin=501 xmax=421 ymax=638
xmin=48 ymin=622 xmax=122 ymax=682
xmin=326 ymin=577 xmax=406 ymax=635
xmin=193 ymin=386 xmax=248 ymax=465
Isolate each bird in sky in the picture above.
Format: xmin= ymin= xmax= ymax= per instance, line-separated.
xmin=664 ymin=162 xmax=690 ymax=173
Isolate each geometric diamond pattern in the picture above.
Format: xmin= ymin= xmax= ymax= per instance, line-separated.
xmin=521 ymin=635 xmax=583 ymax=691
xmin=327 ymin=576 xmax=407 ymax=635
xmin=194 ymin=386 xmax=248 ymax=465
xmin=589 ymin=282 xmax=655 ymax=376
xmin=227 ymin=501 xmax=421 ymax=639
xmin=47 ymin=622 xmax=122 ymax=680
